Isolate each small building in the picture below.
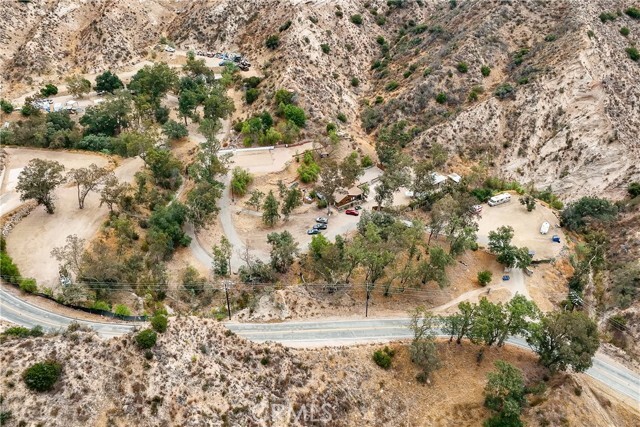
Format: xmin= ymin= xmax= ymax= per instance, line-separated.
xmin=334 ymin=186 xmax=363 ymax=207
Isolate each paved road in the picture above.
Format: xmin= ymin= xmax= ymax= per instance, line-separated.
xmin=226 ymin=318 xmax=640 ymax=404
xmin=0 ymin=288 xmax=137 ymax=339
xmin=1 ymin=288 xmax=638 ymax=403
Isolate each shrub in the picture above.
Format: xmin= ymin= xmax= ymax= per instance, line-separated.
xmin=376 ymin=35 xmax=386 ymax=45
xmin=337 ymin=112 xmax=347 ymax=123
xmin=40 ymin=84 xmax=58 ymax=97
xmin=265 ymin=35 xmax=280 ymax=49
xmin=0 ymin=251 xmax=21 ymax=284
xmin=361 ymin=155 xmax=374 ymax=168
xmin=544 ymin=34 xmax=558 ymax=42
xmin=335 ymin=10 xmax=344 ymax=18
xmin=435 ymin=92 xmax=447 ymax=104
xmin=620 ymin=27 xmax=630 ymax=36
xmin=162 ymin=120 xmax=188 ymax=140
xmin=477 ymin=270 xmax=492 ymax=287
xmin=231 ymin=167 xmax=253 ymax=197
xmin=297 ymin=152 xmax=321 ymax=183
xmin=599 ymin=12 xmax=616 ymax=22
xmin=376 ymin=15 xmax=386 ymax=26
xmin=350 ymin=14 xmax=363 ymax=25
xmin=372 ymin=347 xmax=395 ymax=369
xmin=19 ymin=278 xmax=37 ymax=294
xmin=245 ymin=88 xmax=260 ymax=104
xmin=136 ymin=329 xmax=157 ymax=349
xmin=283 ymin=104 xmax=306 ymax=127
xmin=320 ymin=43 xmax=330 ymax=54
xmin=2 ymin=326 xmax=42 ymax=338
xmin=457 ymin=62 xmax=468 ymax=73
xmin=628 ymin=182 xmax=640 ymax=198
xmin=625 ymin=47 xmax=639 ymax=61
xmin=494 ymin=84 xmax=515 ymax=99
xmin=92 ymin=300 xmax=111 ymax=311
xmin=114 ymin=304 xmax=131 ymax=317
xmin=385 ymin=81 xmax=399 ymax=91
xmin=481 ymin=65 xmax=491 ymax=77
xmin=0 ymin=99 xmax=14 ymax=114
xmin=151 ymin=314 xmax=168 ymax=333
xmin=625 ymin=7 xmax=640 ymax=19
xmin=561 ymin=197 xmax=618 ymax=231
xmin=351 ymin=77 xmax=360 ymax=87
xmin=279 ymin=20 xmax=292 ymax=32
xmin=23 ymin=361 xmax=62 ymax=392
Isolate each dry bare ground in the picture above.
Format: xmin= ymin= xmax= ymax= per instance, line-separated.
xmin=0 ymin=317 xmax=637 ymax=427
xmin=2 ymin=148 xmax=143 ymax=289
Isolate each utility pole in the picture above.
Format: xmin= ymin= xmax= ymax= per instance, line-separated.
xmin=365 ymin=283 xmax=372 ymax=318
xmin=223 ymin=280 xmax=232 ymax=320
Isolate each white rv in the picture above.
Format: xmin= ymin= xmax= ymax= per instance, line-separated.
xmin=488 ymin=193 xmax=511 ymax=206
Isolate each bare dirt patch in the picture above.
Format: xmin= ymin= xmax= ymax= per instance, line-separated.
xmin=477 ymin=194 xmax=566 ymax=260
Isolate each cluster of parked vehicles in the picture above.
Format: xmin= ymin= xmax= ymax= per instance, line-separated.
xmin=195 ymin=51 xmax=251 ymax=70
xmin=306 ymin=208 xmax=361 ymax=235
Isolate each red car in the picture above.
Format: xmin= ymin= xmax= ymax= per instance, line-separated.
xmin=345 ymin=209 xmax=359 ymax=216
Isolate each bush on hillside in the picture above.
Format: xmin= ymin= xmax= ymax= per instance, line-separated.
xmin=23 ymin=361 xmax=62 ymax=392
xmin=135 ymin=329 xmax=157 ymax=349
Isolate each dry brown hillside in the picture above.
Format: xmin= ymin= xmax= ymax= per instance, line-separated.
xmin=0 ymin=318 xmax=637 ymax=426
xmin=1 ymin=1 xmax=638 ymax=199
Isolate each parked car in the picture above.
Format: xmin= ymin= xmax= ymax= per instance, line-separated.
xmin=316 ymin=217 xmax=328 ymax=224
xmin=307 ymin=229 xmax=321 ymax=235
xmin=355 ymin=205 xmax=362 ymax=210
xmin=313 ymin=223 xmax=327 ymax=230
xmin=165 ymin=46 xmax=175 ymax=53
xmin=470 ymin=205 xmax=483 ymax=214
xmin=345 ymin=209 xmax=359 ymax=216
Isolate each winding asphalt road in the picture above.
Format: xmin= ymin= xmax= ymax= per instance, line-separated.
xmin=1 ymin=287 xmax=638 ymax=404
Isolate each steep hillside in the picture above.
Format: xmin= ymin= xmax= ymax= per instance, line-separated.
xmin=0 ymin=319 xmax=637 ymax=426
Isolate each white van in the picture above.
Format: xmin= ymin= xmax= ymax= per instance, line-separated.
xmin=488 ymin=193 xmax=511 ymax=206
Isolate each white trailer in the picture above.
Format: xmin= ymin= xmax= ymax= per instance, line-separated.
xmin=540 ymin=221 xmax=550 ymax=234
xmin=488 ymin=193 xmax=511 ymax=206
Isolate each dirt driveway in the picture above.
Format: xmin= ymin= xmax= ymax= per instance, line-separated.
xmin=476 ymin=194 xmax=566 ymax=260
xmin=3 ymin=148 xmax=143 ymax=289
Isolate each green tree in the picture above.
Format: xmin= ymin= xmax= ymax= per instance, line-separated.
xmin=66 ymin=163 xmax=110 ymax=209
xmin=95 ymin=70 xmax=124 ymax=93
xmin=488 ymin=226 xmax=532 ymax=268
xmin=99 ymin=175 xmax=130 ymax=213
xmin=186 ymin=181 xmax=222 ymax=231
xmin=281 ymin=187 xmax=303 ymax=219
xmin=519 ymin=194 xmax=536 ymax=212
xmin=267 ymin=231 xmax=299 ymax=273
xmin=212 ymin=236 xmax=232 ymax=277
xmin=340 ymin=152 xmax=364 ymax=188
xmin=484 ymin=361 xmax=526 ymax=427
xmin=283 ymin=104 xmax=306 ymax=127
xmin=297 ymin=151 xmax=321 ymax=183
xmin=65 ymin=74 xmax=92 ymax=98
xmin=419 ymin=246 xmax=453 ymax=287
xmin=22 ymin=361 xmax=62 ymax=392
xmin=143 ymin=148 xmax=183 ymax=190
xmin=230 ymin=167 xmax=253 ymax=197
xmin=40 ymin=84 xmax=58 ymax=97
xmin=80 ymin=95 xmax=131 ymax=136
xmin=16 ymin=159 xmax=65 ymax=214
xmin=262 ymin=190 xmax=281 ymax=227
xmin=128 ymin=62 xmax=178 ymax=106
xmin=162 ymin=120 xmax=188 ymax=140
xmin=477 ymin=270 xmax=492 ymax=286
xmin=178 ymin=89 xmax=199 ymax=125
xmin=527 ymin=310 xmax=599 ymax=372
xmin=246 ymin=189 xmax=265 ymax=211
xmin=442 ymin=301 xmax=475 ymax=344
xmin=245 ymin=88 xmax=260 ymax=104
xmin=560 ymin=197 xmax=618 ymax=231
xmin=135 ymin=329 xmax=157 ymax=349
xmin=409 ymin=307 xmax=441 ymax=382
